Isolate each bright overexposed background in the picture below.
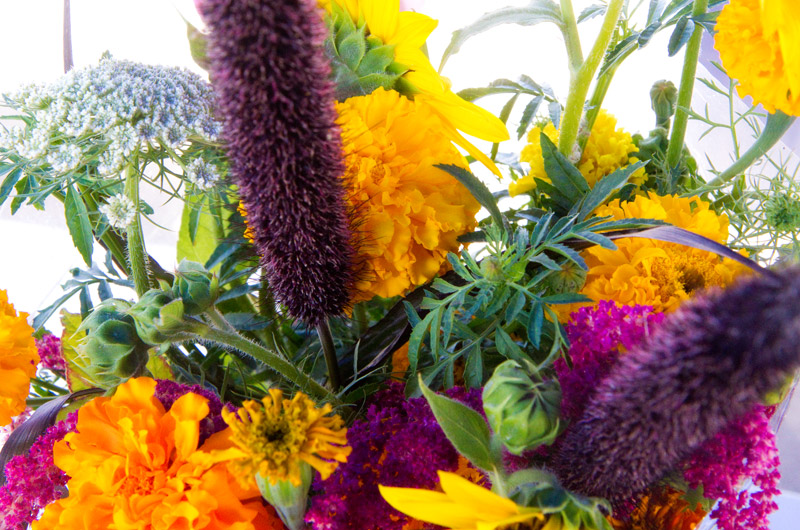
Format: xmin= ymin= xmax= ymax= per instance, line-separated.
xmin=1 ymin=1 xmax=799 ymax=524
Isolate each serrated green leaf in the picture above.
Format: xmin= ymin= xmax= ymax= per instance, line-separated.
xmin=540 ymin=135 xmax=589 ymax=201
xmin=577 ymin=4 xmax=606 ymax=23
xmin=547 ymin=243 xmax=587 ymax=270
xmin=408 ymin=310 xmax=437 ymax=375
xmin=668 ymin=16 xmax=694 ymax=57
xmin=419 ymin=377 xmax=496 ymax=471
xmin=439 ymin=1 xmax=564 ymax=72
xmin=492 ymin=93 xmax=519 ymax=160
xmin=529 ymin=252 xmax=562 ymax=271
xmin=578 ymin=161 xmax=645 ymax=219
xmin=64 ymin=184 xmax=93 ymax=266
xmin=527 ymin=301 xmax=544 ymax=348
xmin=447 ymin=252 xmax=474 ymax=282
xmin=517 ymin=96 xmax=543 ymax=140
xmin=505 ymin=291 xmax=527 ymax=323
xmin=541 ymin=293 xmax=593 ymax=304
xmin=437 ymin=164 xmax=506 ymax=230
xmin=495 ymin=326 xmax=527 ymax=363
xmin=0 ymin=167 xmax=21 ymax=206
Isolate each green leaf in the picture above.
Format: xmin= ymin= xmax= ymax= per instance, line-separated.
xmin=495 ymin=326 xmax=527 ymax=363
xmin=517 ymin=96 xmax=543 ymax=140
xmin=338 ymin=28 xmax=367 ymax=71
xmin=577 ymin=161 xmax=645 ymax=219
xmin=668 ymin=16 xmax=694 ymax=57
xmin=577 ymin=4 xmax=606 ymax=23
xmin=492 ymin=93 xmax=519 ymax=160
xmin=439 ymin=0 xmax=564 ymax=72
xmin=419 ymin=376 xmax=496 ymax=471
xmin=0 ymin=167 xmax=21 ymax=206
xmin=541 ymin=293 xmax=593 ymax=304
xmin=447 ymin=252 xmax=475 ymax=282
xmin=177 ymin=195 xmax=224 ymax=266
xmin=64 ymin=184 xmax=93 ymax=266
xmin=436 ymin=164 xmax=506 ymax=230
xmin=527 ymin=301 xmax=544 ymax=348
xmin=540 ymin=135 xmax=589 ymax=202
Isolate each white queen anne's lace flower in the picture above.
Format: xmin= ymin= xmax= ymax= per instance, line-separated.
xmin=1 ymin=57 xmax=220 ymax=179
xmin=99 ymin=193 xmax=137 ymax=229
xmin=185 ymin=158 xmax=220 ymax=190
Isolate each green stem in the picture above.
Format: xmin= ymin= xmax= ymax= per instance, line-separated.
xmin=317 ymin=319 xmax=341 ymax=392
xmin=352 ymin=302 xmax=368 ymax=336
xmin=558 ymin=0 xmax=625 ymax=157
xmin=706 ymin=111 xmax=795 ymax=188
xmin=124 ymin=163 xmax=152 ymax=296
xmin=665 ymin=0 xmax=709 ymax=168
xmin=581 ymin=62 xmax=620 ymax=148
xmin=193 ymin=322 xmax=341 ymax=406
xmin=559 ymin=0 xmax=584 ymax=76
xmin=206 ymin=306 xmax=237 ymax=333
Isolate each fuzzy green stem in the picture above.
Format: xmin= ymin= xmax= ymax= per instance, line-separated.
xmin=317 ymin=319 xmax=341 ymax=391
xmin=559 ymin=0 xmax=584 ymax=75
xmin=665 ymin=0 xmax=709 ymax=168
xmin=206 ymin=306 xmax=237 ymax=333
xmin=193 ymin=322 xmax=341 ymax=405
xmin=124 ymin=164 xmax=152 ymax=296
xmin=558 ymin=0 xmax=625 ymax=157
xmin=581 ymin=63 xmax=620 ymax=148
xmin=707 ymin=111 xmax=795 ymax=187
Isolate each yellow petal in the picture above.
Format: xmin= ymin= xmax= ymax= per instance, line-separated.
xmin=391 ymin=11 xmax=438 ymax=48
xmin=761 ymin=0 xmax=800 ymax=99
xmin=435 ymin=117 xmax=503 ymax=177
xmin=379 ymin=484 xmax=484 ymax=528
xmin=437 ymin=472 xmax=520 ymax=518
xmin=362 ymin=0 xmax=399 ymax=41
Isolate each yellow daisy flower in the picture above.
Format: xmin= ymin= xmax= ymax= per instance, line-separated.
xmin=566 ymin=193 xmax=750 ymax=316
xmin=715 ymin=0 xmax=800 ymax=115
xmin=222 ymin=389 xmax=350 ymax=487
xmin=0 ymin=289 xmax=39 ymax=426
xmin=319 ymin=0 xmax=509 ymax=176
xmin=509 ymin=110 xmax=646 ymax=197
xmin=337 ymin=88 xmax=480 ymax=302
xmin=379 ymin=471 xmax=553 ymax=530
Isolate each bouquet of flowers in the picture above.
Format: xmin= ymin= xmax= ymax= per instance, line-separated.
xmin=1 ymin=0 xmax=799 ymax=529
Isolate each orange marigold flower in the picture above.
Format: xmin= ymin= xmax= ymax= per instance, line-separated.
xmin=563 ymin=193 xmax=749 ymax=317
xmin=715 ymin=0 xmax=800 ymax=116
xmin=0 ymin=289 xmax=39 ymax=426
xmin=34 ymin=377 xmax=279 ymax=530
xmin=610 ymin=486 xmax=706 ymax=530
xmin=223 ymin=389 xmax=350 ymax=487
xmin=338 ymin=88 xmax=480 ymax=302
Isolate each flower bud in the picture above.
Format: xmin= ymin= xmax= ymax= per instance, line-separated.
xmin=541 ymin=260 xmax=587 ymax=295
xmin=77 ymin=299 xmax=149 ymax=380
xmin=480 ymin=256 xmax=505 ymax=282
xmin=256 ymin=463 xmax=312 ymax=530
xmin=172 ymin=260 xmax=219 ymax=315
xmin=483 ymin=360 xmax=563 ymax=454
xmin=650 ymin=80 xmax=678 ymax=129
xmin=126 ymin=289 xmax=189 ymax=345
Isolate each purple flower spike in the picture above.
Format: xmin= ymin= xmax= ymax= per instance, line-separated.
xmin=200 ymin=0 xmax=356 ymax=324
xmin=551 ymin=266 xmax=800 ymax=507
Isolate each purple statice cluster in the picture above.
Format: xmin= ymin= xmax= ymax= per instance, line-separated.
xmin=35 ymin=334 xmax=66 ymax=372
xmin=305 ymin=383 xmax=483 ymax=530
xmin=556 ymin=301 xmax=663 ymax=421
xmin=0 ymin=412 xmax=77 ymax=530
xmin=683 ymin=404 xmax=781 ymax=530
xmin=154 ymin=379 xmax=230 ymax=445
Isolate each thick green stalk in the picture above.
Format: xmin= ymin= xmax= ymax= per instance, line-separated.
xmin=124 ymin=164 xmax=152 ymax=296
xmin=559 ymin=0 xmax=584 ymax=75
xmin=581 ymin=63 xmax=620 ymax=148
xmin=558 ymin=0 xmax=625 ymax=157
xmin=318 ymin=319 xmax=341 ymax=392
xmin=707 ymin=111 xmax=795 ymax=187
xmin=193 ymin=322 xmax=341 ymax=406
xmin=665 ymin=0 xmax=709 ymax=167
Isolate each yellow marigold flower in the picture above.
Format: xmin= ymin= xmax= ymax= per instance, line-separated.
xmin=319 ymin=0 xmax=509 ymax=176
xmin=0 ymin=289 xmax=38 ymax=426
xmin=337 ymin=88 xmax=480 ymax=301
xmin=380 ymin=470 xmax=552 ymax=530
xmin=568 ymin=193 xmax=749 ymax=315
xmin=223 ymin=389 xmax=350 ymax=487
xmin=509 ymin=110 xmax=645 ymax=197
xmin=34 ymin=377 xmax=275 ymax=530
xmin=715 ymin=0 xmax=800 ymax=115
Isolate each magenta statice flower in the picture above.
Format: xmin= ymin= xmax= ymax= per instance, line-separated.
xmin=552 ymin=266 xmax=800 ymax=506
xmin=305 ymin=383 xmax=484 ymax=530
xmin=0 ymin=412 xmax=77 ymax=530
xmin=556 ymin=301 xmax=663 ymax=421
xmin=154 ymin=379 xmax=229 ymax=444
xmin=683 ymin=404 xmax=781 ymax=530
xmin=200 ymin=0 xmax=357 ymax=325
xmin=35 ymin=334 xmax=65 ymax=372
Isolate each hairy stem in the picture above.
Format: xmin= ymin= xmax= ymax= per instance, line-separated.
xmin=124 ymin=163 xmax=152 ymax=296
xmin=665 ymin=0 xmax=709 ymax=168
xmin=559 ymin=0 xmax=584 ymax=76
xmin=318 ymin=319 xmax=341 ymax=391
xmin=558 ymin=0 xmax=625 ymax=157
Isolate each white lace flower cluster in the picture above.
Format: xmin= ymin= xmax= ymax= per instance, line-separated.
xmin=98 ymin=193 xmax=137 ymax=229
xmin=0 ymin=57 xmax=221 ymax=180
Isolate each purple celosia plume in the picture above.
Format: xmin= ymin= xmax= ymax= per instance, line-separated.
xmin=199 ymin=0 xmax=356 ymax=324
xmin=35 ymin=334 xmax=66 ymax=372
xmin=551 ymin=266 xmax=800 ymax=506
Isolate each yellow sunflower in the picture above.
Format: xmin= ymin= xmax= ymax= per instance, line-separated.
xmin=380 ymin=471 xmax=553 ymax=530
xmin=337 ymin=88 xmax=480 ymax=302
xmin=0 ymin=289 xmax=38 ymax=426
xmin=715 ymin=0 xmax=800 ymax=115
xmin=567 ymin=193 xmax=749 ymax=315
xmin=509 ymin=110 xmax=646 ymax=197
xmin=319 ymin=0 xmax=509 ymax=175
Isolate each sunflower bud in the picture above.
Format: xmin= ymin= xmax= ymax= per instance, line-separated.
xmin=172 ymin=260 xmax=219 ymax=315
xmin=482 ymin=360 xmax=563 ymax=454
xmin=256 ymin=464 xmax=312 ymax=530
xmin=77 ymin=299 xmax=149 ymax=379
xmin=650 ymin=79 xmax=678 ymax=129
xmin=126 ymin=289 xmax=189 ymax=345
xmin=541 ymin=260 xmax=587 ymax=295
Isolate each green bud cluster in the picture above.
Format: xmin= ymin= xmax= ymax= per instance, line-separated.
xmin=77 ymin=299 xmax=150 ymax=380
xmin=764 ymin=192 xmax=800 ymax=232
xmin=126 ymin=289 xmax=190 ymax=345
xmin=483 ymin=360 xmax=563 ymax=455
xmin=650 ymin=79 xmax=678 ymax=129
xmin=541 ymin=260 xmax=587 ymax=296
xmin=172 ymin=260 xmax=219 ymax=315
xmin=323 ymin=3 xmax=413 ymax=101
